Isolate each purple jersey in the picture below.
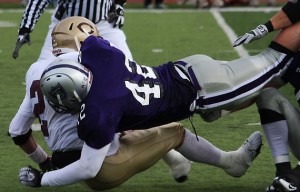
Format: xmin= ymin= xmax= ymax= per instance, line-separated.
xmin=78 ymin=36 xmax=196 ymax=149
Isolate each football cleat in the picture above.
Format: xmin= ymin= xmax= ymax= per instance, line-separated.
xmin=266 ymin=165 xmax=300 ymax=192
xmin=223 ymin=131 xmax=262 ymax=177
xmin=268 ymin=176 xmax=298 ymax=192
xmin=162 ymin=150 xmax=192 ymax=183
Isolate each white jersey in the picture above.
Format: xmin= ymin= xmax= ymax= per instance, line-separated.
xmin=9 ymin=52 xmax=119 ymax=154
xmin=9 ymin=53 xmax=83 ymax=151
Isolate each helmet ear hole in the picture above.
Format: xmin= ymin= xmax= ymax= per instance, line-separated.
xmin=40 ymin=59 xmax=92 ymax=114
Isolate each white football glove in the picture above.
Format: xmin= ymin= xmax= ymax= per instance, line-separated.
xmin=232 ymin=24 xmax=268 ymax=47
xmin=19 ymin=166 xmax=43 ymax=187
xmin=108 ymin=4 xmax=125 ymax=28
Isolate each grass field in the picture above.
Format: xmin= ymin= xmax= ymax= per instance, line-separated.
xmin=0 ymin=7 xmax=298 ymax=192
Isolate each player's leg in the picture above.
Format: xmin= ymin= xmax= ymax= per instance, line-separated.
xmin=256 ymin=88 xmax=300 ymax=191
xmin=175 ymin=42 xmax=294 ymax=115
xmin=257 ymin=87 xmax=300 ymax=163
xmin=84 ymin=122 xmax=262 ymax=190
xmin=161 ymin=149 xmax=192 ymax=183
xmin=176 ymin=128 xmax=262 ymax=177
xmin=84 ymin=122 xmax=186 ymax=190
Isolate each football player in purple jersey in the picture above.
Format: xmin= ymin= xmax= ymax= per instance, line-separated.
xmin=14 ymin=16 xmax=263 ymax=190
xmin=19 ymin=15 xmax=298 ymax=188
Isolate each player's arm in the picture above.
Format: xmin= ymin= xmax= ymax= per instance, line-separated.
xmin=9 ymin=66 xmax=54 ymax=171
xmin=9 ymin=111 xmax=55 ymax=172
xmin=13 ymin=0 xmax=50 ymax=59
xmin=19 ymin=142 xmax=111 ymax=187
xmin=232 ymin=1 xmax=300 ymax=47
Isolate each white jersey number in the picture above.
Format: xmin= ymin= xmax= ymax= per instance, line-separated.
xmin=124 ymin=59 xmax=161 ymax=106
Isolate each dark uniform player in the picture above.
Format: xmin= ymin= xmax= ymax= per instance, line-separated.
xmin=19 ymin=16 xmax=293 ymax=188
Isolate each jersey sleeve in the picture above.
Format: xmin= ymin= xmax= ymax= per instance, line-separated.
xmin=77 ymin=103 xmax=116 ymax=149
xmin=19 ymin=0 xmax=50 ymax=34
xmin=41 ymin=143 xmax=111 ymax=186
xmin=9 ymin=66 xmax=37 ymax=137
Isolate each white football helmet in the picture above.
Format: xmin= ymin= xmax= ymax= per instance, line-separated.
xmin=40 ymin=59 xmax=92 ymax=114
xmin=51 ymin=16 xmax=100 ymax=56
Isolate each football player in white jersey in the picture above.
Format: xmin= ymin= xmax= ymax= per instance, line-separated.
xmin=10 ymin=17 xmax=263 ymax=190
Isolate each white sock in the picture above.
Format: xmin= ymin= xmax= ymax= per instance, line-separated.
xmin=176 ymin=129 xmax=222 ymax=165
xmin=262 ymin=120 xmax=290 ymax=163
xmin=162 ymin=150 xmax=185 ymax=168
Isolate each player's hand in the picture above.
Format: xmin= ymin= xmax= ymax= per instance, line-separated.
xmin=39 ymin=156 xmax=57 ymax=172
xmin=12 ymin=33 xmax=31 ymax=59
xmin=19 ymin=166 xmax=43 ymax=187
xmin=108 ymin=4 xmax=125 ymax=28
xmin=232 ymin=24 xmax=268 ymax=47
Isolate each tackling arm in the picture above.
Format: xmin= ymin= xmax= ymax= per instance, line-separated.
xmin=40 ymin=143 xmax=110 ymax=186
xmin=232 ymin=1 xmax=300 ymax=47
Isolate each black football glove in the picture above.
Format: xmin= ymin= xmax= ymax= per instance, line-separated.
xmin=19 ymin=166 xmax=43 ymax=187
xmin=108 ymin=4 xmax=125 ymax=28
xmin=232 ymin=24 xmax=268 ymax=47
xmin=39 ymin=156 xmax=57 ymax=172
xmin=12 ymin=27 xmax=31 ymax=59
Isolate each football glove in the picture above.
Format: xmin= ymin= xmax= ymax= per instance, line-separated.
xmin=108 ymin=4 xmax=125 ymax=28
xmin=12 ymin=33 xmax=31 ymax=59
xmin=19 ymin=166 xmax=43 ymax=187
xmin=232 ymin=24 xmax=268 ymax=47
xmin=39 ymin=156 xmax=57 ymax=172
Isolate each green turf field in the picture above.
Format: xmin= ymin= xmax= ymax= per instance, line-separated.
xmin=0 ymin=8 xmax=297 ymax=192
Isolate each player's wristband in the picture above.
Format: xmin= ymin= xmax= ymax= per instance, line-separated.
xmin=264 ymin=21 xmax=274 ymax=32
xmin=28 ymin=145 xmax=48 ymax=164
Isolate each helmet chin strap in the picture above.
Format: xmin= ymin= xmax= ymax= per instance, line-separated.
xmin=87 ymin=71 xmax=93 ymax=92
xmin=56 ymin=94 xmax=63 ymax=105
xmin=73 ymin=90 xmax=82 ymax=103
xmin=74 ymin=37 xmax=81 ymax=52
xmin=74 ymin=29 xmax=90 ymax=51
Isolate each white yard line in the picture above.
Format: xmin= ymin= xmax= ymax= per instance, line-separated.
xmin=210 ymin=9 xmax=250 ymax=57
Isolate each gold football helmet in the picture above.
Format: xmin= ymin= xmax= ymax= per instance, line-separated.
xmin=51 ymin=16 xmax=100 ymax=56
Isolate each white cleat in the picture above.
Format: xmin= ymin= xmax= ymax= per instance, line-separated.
xmin=162 ymin=150 xmax=192 ymax=183
xmin=223 ymin=131 xmax=262 ymax=177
